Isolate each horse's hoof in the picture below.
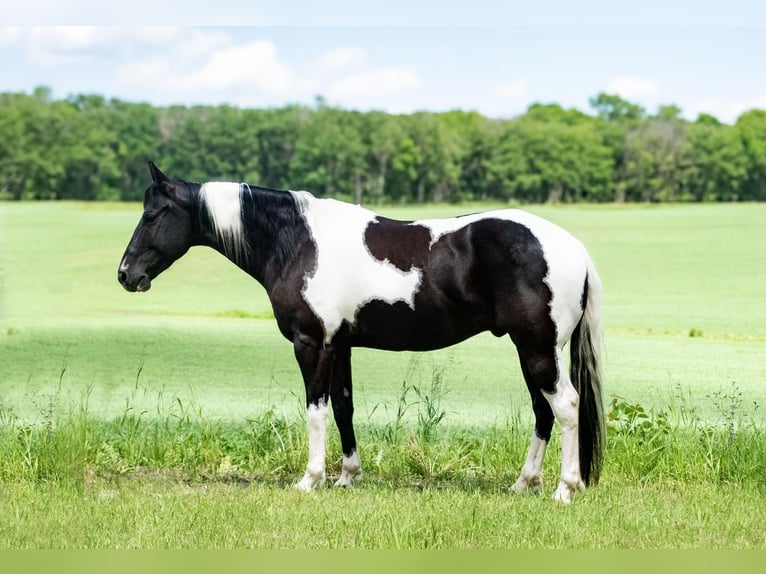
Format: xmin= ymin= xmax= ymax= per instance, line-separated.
xmin=511 ymin=477 xmax=542 ymax=495
xmin=333 ymin=470 xmax=362 ymax=488
xmin=552 ymin=483 xmax=575 ymax=504
xmin=294 ymin=474 xmax=325 ymax=491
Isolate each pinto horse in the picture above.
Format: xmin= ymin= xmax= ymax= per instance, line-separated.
xmin=118 ymin=163 xmax=605 ymax=503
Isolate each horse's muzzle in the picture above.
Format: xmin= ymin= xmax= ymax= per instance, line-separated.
xmin=118 ymin=270 xmax=151 ymax=292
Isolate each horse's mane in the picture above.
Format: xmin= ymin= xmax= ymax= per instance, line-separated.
xmin=199 ymin=181 xmax=308 ymax=268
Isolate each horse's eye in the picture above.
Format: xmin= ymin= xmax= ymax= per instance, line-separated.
xmin=144 ymin=205 xmax=168 ymax=222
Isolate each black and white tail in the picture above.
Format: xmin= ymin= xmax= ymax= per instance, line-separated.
xmin=570 ymin=256 xmax=605 ymax=486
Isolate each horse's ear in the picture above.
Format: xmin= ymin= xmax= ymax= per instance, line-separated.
xmin=159 ymin=180 xmax=192 ymax=209
xmin=149 ymin=161 xmax=168 ymax=184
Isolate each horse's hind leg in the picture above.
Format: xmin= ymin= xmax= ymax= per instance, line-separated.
xmin=513 ymin=344 xmax=584 ymax=503
xmin=511 ymin=356 xmax=554 ymax=494
xmin=330 ymin=346 xmax=362 ymax=487
xmin=511 ymin=348 xmax=555 ymax=494
xmin=545 ymin=348 xmax=585 ymax=503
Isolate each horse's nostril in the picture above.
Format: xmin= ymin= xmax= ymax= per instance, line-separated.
xmin=118 ymin=270 xmax=127 ymax=284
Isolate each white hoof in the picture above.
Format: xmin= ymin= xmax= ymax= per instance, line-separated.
xmin=552 ymin=479 xmax=584 ymax=504
xmin=552 ymin=485 xmax=572 ymax=504
xmin=294 ymin=472 xmax=325 ymax=492
xmin=333 ymin=451 xmax=362 ymax=488
xmin=333 ymin=468 xmax=362 ymax=488
xmin=511 ymin=476 xmax=543 ymax=495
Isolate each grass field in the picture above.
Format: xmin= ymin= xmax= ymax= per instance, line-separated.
xmin=1 ymin=200 xmax=765 ymax=548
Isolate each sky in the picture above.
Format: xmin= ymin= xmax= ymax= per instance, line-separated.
xmin=2 ymin=1 xmax=766 ymax=124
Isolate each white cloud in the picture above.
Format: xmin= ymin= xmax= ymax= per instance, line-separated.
xmin=115 ymin=55 xmax=174 ymax=90
xmin=685 ymin=94 xmax=766 ymax=124
xmin=131 ymin=27 xmax=183 ymax=45
xmin=171 ymin=40 xmax=297 ymax=94
xmin=326 ymin=66 xmax=420 ymax=101
xmin=318 ymin=46 xmax=367 ymax=72
xmin=0 ymin=26 xmax=24 ymax=45
xmin=5 ymin=26 xmax=424 ymax=110
xmin=115 ymin=36 xmax=315 ymax=105
xmin=495 ymin=79 xmax=528 ymax=99
xmin=172 ymin=28 xmax=232 ymax=59
xmin=606 ymin=76 xmax=661 ymax=100
xmin=28 ymin=26 xmax=105 ymax=51
xmin=13 ymin=26 xmax=191 ymax=67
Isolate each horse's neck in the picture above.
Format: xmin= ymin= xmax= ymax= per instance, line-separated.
xmin=196 ymin=185 xmax=308 ymax=288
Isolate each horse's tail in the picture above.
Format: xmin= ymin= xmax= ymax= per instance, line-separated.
xmin=570 ymin=254 xmax=605 ymax=486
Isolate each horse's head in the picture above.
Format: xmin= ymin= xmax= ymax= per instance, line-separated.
xmin=118 ymin=162 xmax=195 ymax=292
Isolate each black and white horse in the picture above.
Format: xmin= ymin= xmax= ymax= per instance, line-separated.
xmin=118 ymin=163 xmax=605 ymax=503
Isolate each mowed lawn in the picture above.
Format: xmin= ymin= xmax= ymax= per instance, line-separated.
xmin=1 ymin=200 xmax=765 ymax=549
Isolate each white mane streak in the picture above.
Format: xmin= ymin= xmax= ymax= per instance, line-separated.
xmin=199 ymin=181 xmax=249 ymax=262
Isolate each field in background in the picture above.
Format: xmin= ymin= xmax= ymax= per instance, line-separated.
xmin=1 ymin=201 xmax=764 ymax=422
xmin=1 ymin=201 xmax=765 ymax=548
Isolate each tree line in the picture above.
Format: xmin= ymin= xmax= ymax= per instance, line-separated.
xmin=2 ymin=86 xmax=765 ymax=203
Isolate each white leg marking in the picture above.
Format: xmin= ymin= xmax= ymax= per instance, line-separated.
xmin=334 ymin=449 xmax=362 ymax=488
xmin=295 ymin=401 xmax=329 ymax=491
xmin=545 ymin=361 xmax=584 ymax=504
xmin=511 ymin=431 xmax=547 ymax=494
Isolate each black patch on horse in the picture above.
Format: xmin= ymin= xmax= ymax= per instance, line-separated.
xmin=363 ymin=217 xmax=432 ymax=271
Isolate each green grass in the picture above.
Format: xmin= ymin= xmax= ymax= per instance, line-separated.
xmin=1 ymin=200 xmax=766 ymax=548
xmin=1 ymin=480 xmax=764 ymax=548
xmin=0 ymin=386 xmax=763 ymax=548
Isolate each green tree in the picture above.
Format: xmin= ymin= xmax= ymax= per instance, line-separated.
xmin=253 ymin=106 xmax=303 ymax=189
xmin=619 ymin=119 xmax=692 ymax=202
xmin=686 ymin=121 xmax=747 ymax=201
xmin=363 ymin=111 xmax=404 ymax=203
xmin=404 ymin=112 xmax=461 ymax=203
xmin=291 ymin=101 xmax=366 ymax=200
xmin=511 ymin=116 xmax=614 ymax=202
xmin=3 ymin=86 xmax=766 ymax=205
xmin=590 ymin=93 xmax=645 ymax=124
xmin=736 ymin=110 xmax=766 ymax=201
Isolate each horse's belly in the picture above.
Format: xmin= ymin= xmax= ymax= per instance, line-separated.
xmin=346 ymin=299 xmax=491 ymax=351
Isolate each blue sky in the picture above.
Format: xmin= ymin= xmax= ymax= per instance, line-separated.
xmin=2 ymin=1 xmax=766 ymax=123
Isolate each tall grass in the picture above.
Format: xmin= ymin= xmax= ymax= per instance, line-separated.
xmin=1 ymin=371 xmax=762 ymax=491
xmin=1 ymin=365 xmax=764 ymax=548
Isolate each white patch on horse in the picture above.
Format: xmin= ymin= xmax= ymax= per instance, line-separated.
xmin=293 ymin=191 xmax=422 ymax=343
xmin=543 ymin=350 xmax=584 ymax=504
xmin=295 ymin=400 xmax=328 ymax=491
xmin=511 ymin=431 xmax=547 ymax=493
xmin=199 ymin=181 xmax=249 ymax=263
xmin=415 ymin=209 xmax=588 ymax=345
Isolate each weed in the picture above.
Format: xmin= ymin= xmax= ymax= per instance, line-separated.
xmin=707 ymin=381 xmax=751 ymax=443
xmin=368 ymin=356 xmax=420 ymax=445
xmin=412 ymin=360 xmax=450 ymax=443
xmin=607 ymin=394 xmax=671 ymax=445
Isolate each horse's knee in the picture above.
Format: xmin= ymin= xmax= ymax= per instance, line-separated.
xmin=544 ymin=377 xmax=579 ymax=428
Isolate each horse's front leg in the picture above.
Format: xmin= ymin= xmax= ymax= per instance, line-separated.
xmin=294 ymin=337 xmax=334 ymax=491
xmin=330 ymin=345 xmax=362 ymax=487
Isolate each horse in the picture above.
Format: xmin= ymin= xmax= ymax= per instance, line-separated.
xmin=118 ymin=162 xmax=605 ymax=503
